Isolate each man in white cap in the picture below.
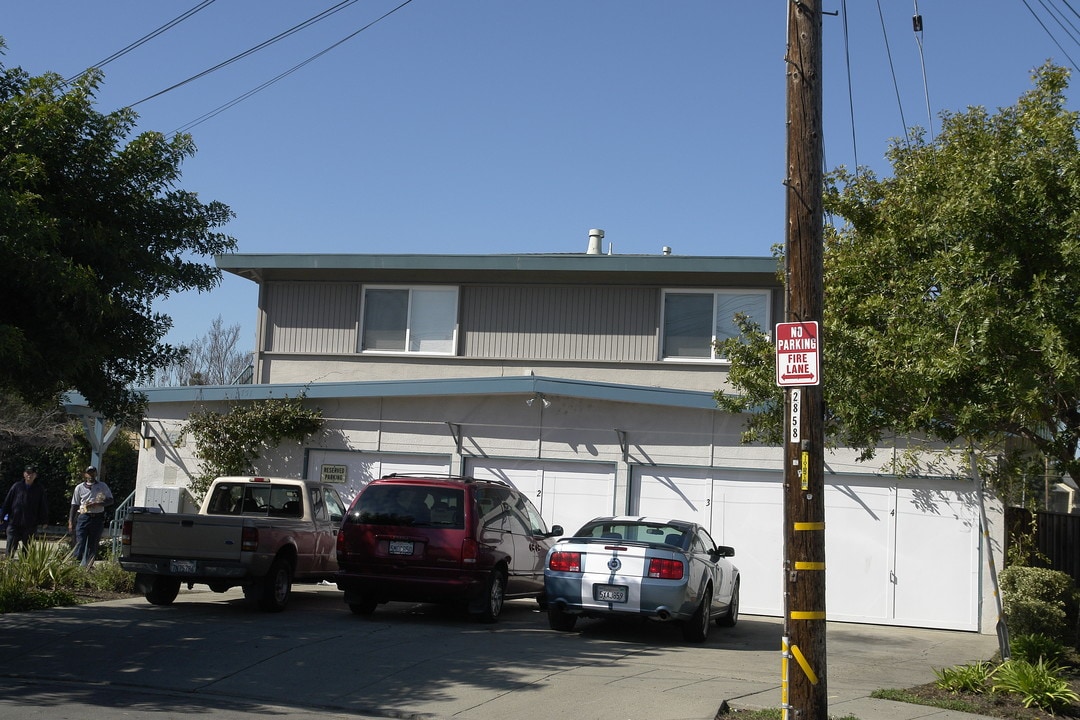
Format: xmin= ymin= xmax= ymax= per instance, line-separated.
xmin=68 ymin=466 xmax=113 ymax=567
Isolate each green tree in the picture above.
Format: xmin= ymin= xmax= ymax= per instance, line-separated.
xmin=0 ymin=49 xmax=237 ymax=419
xmin=717 ymin=63 xmax=1080 ymax=493
xmin=182 ymin=396 xmax=324 ymax=501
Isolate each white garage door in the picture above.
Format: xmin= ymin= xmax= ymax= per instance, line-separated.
xmin=633 ymin=467 xmax=981 ymax=631
xmin=306 ymin=450 xmax=450 ymax=505
xmin=633 ymin=467 xmax=782 ymax=617
xmin=465 ymin=459 xmax=616 ymax=536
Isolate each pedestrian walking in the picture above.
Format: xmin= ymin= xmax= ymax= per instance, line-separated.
xmin=1 ymin=464 xmax=50 ymax=557
xmin=69 ymin=466 xmax=113 ymax=568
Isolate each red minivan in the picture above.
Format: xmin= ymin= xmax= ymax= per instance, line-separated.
xmin=335 ymin=474 xmax=563 ymax=622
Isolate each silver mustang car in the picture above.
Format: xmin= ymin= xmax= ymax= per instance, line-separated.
xmin=543 ymin=516 xmax=739 ymax=642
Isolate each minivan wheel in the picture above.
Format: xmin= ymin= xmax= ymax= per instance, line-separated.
xmin=349 ymin=595 xmax=378 ymax=616
xmin=471 ymin=567 xmax=507 ymax=623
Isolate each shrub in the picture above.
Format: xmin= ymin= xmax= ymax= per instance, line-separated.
xmin=992 ymin=658 xmax=1080 ymax=713
xmin=1010 ymin=633 xmax=1068 ymax=665
xmin=1000 ymin=566 xmax=1077 ymax=641
xmin=84 ymin=559 xmax=135 ymax=594
xmin=933 ymin=662 xmax=995 ymax=694
xmin=1005 ymin=598 xmax=1068 ymax=639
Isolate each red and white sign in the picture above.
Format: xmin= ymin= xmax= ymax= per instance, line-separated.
xmin=775 ymin=321 xmax=820 ymax=387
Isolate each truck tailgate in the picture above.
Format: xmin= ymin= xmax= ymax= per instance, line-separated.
xmin=129 ymin=514 xmax=246 ymax=561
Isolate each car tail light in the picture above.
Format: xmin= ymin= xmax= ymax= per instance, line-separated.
xmin=336 ymin=529 xmax=346 ymax=555
xmin=549 ymin=551 xmax=582 ymax=573
xmin=121 ymin=519 xmax=132 ymax=546
xmin=241 ymin=526 xmax=259 ymax=552
xmin=647 ymin=557 xmax=683 ymax=580
xmin=461 ymin=538 xmax=479 ymax=564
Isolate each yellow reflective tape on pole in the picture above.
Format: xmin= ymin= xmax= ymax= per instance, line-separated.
xmin=790 ymin=610 xmax=826 ymax=620
xmin=793 ymin=521 xmax=825 ymax=531
xmin=790 ymin=643 xmax=819 ymax=685
xmin=781 ymin=636 xmax=790 ymax=719
xmin=793 ymin=561 xmax=825 ymax=571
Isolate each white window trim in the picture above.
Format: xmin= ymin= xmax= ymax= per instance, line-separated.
xmin=358 ymin=284 xmax=460 ymax=356
xmin=660 ymin=288 xmax=772 ymax=362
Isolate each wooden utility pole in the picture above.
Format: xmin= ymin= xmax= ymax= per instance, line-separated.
xmin=783 ymin=0 xmax=827 ymax=718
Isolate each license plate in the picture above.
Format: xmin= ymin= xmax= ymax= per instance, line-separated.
xmin=170 ymin=559 xmax=197 ymax=574
xmin=595 ymin=584 xmax=628 ymax=603
xmin=388 ymin=540 xmax=414 ymax=556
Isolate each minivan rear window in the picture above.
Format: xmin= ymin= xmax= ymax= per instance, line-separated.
xmin=351 ymin=485 xmax=465 ymax=528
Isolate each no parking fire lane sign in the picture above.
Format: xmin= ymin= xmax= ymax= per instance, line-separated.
xmin=775 ymin=321 xmax=820 ymax=387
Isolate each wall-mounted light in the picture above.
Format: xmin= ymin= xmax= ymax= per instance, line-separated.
xmin=141 ymin=423 xmax=155 ymax=449
xmin=525 ymin=393 xmax=551 ymax=408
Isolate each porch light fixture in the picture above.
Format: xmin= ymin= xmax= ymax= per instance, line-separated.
xmin=526 ymin=393 xmax=550 ymax=408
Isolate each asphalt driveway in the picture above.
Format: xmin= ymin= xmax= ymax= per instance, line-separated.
xmin=0 ymin=584 xmax=1001 ymax=720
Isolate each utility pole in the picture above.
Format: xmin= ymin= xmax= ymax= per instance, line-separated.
xmin=783 ymin=0 xmax=827 ymax=718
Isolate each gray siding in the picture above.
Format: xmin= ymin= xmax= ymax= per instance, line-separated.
xmin=461 ymin=286 xmax=659 ymax=361
xmin=264 ymin=282 xmax=359 ymax=354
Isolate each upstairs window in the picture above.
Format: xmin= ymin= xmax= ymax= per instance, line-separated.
xmin=360 ymin=286 xmax=458 ymax=354
xmin=662 ymin=290 xmax=770 ymax=360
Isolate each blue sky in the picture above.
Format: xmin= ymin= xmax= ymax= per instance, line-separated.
xmin=3 ymin=2 xmax=1073 ymax=351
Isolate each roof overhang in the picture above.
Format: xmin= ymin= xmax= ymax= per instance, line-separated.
xmin=216 ymin=253 xmax=780 ymax=287
xmin=63 ymin=375 xmax=722 ymax=415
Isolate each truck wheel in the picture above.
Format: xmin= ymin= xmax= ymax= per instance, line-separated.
xmin=470 ymin=567 xmax=506 ymax=623
xmin=145 ymin=577 xmax=181 ymax=606
xmin=258 ymin=558 xmax=293 ymax=612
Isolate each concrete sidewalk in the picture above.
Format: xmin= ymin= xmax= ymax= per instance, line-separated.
xmin=0 ymin=584 xmax=1005 ymax=720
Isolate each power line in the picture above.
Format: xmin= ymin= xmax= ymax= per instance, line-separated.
xmin=169 ymin=0 xmax=416 ymax=136
xmin=130 ymin=0 xmax=365 ymax=108
xmin=911 ymin=0 xmax=934 ymax=140
xmin=874 ymin=0 xmax=910 ymax=144
xmin=1022 ymin=0 xmax=1080 ymax=71
xmin=64 ymin=0 xmax=219 ymax=85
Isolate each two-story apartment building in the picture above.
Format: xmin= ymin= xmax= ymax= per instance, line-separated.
xmin=108 ymin=242 xmax=1000 ymax=633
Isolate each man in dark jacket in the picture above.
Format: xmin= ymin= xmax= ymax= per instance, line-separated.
xmin=1 ymin=464 xmax=49 ymax=557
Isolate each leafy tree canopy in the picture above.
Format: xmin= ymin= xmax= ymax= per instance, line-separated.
xmin=183 ymin=396 xmax=324 ymax=501
xmin=718 ymin=62 xmax=1080 ymax=490
xmin=0 ymin=50 xmax=237 ymax=419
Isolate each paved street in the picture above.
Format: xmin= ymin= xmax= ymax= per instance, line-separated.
xmin=0 ymin=584 xmax=1001 ymax=719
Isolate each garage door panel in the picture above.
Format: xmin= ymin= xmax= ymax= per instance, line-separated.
xmin=465 ymin=459 xmax=615 ymax=536
xmin=824 ymin=483 xmax=893 ymax=623
xmin=712 ymin=477 xmax=783 ymax=616
xmin=892 ymin=486 xmax=980 ymax=630
xmin=307 ymin=451 xmax=450 ymax=505
xmin=634 ymin=468 xmax=711 ymax=526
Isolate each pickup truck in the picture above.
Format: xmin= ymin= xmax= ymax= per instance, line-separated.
xmin=120 ymin=476 xmax=346 ymax=611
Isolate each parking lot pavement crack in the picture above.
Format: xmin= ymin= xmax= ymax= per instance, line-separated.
xmin=191 ymin=633 xmax=347 ymax=692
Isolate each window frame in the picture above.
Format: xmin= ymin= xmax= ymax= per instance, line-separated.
xmin=358 ymin=284 xmax=459 ymax=356
xmin=660 ymin=288 xmax=771 ymax=362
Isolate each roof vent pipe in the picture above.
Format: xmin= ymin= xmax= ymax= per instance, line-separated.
xmin=587 ymin=229 xmax=605 ymax=255
xmin=662 ymin=246 xmax=672 ymax=255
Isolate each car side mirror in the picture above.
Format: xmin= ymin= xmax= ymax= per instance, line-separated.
xmin=548 ymin=525 xmax=564 ymax=537
xmin=713 ymin=545 xmax=735 ymax=558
